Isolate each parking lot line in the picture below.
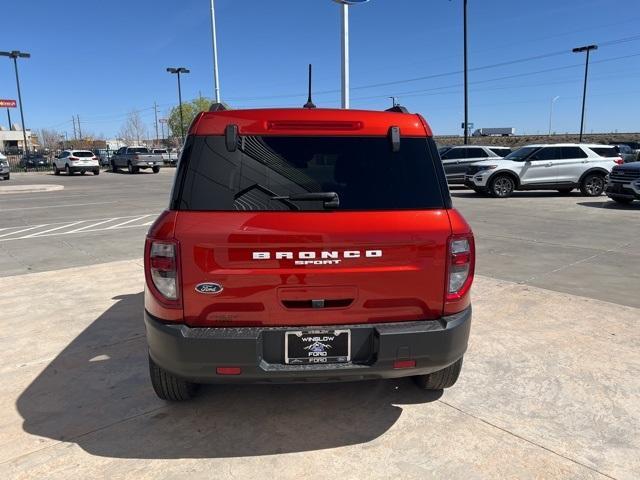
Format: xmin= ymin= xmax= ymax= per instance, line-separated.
xmin=0 ymin=201 xmax=118 ymax=212
xmin=0 ymin=225 xmax=48 ymax=238
xmin=105 ymin=215 xmax=154 ymax=229
xmin=21 ymin=221 xmax=84 ymax=238
xmin=65 ymin=218 xmax=122 ymax=234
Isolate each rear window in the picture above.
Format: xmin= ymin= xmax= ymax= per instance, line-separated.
xmin=590 ymin=147 xmax=618 ymax=157
xmin=153 ymin=149 xmax=168 ymax=154
xmin=72 ymin=151 xmax=94 ymax=157
xmin=174 ymin=136 xmax=446 ymax=211
xmin=128 ymin=147 xmax=149 ymax=154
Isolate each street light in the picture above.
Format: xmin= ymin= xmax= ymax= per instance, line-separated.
xmin=572 ymin=44 xmax=597 ymax=142
xmin=548 ymin=96 xmax=560 ymax=136
xmin=462 ymin=0 xmax=469 ymax=145
xmin=166 ymin=67 xmax=190 ymax=144
xmin=0 ymin=50 xmax=31 ymax=155
xmin=209 ymin=0 xmax=221 ymax=103
xmin=333 ymin=0 xmax=369 ymax=109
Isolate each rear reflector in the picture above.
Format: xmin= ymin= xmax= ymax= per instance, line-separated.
xmin=393 ymin=360 xmax=416 ymax=369
xmin=216 ymin=367 xmax=242 ymax=375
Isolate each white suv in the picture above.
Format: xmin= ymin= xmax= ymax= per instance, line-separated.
xmin=53 ymin=150 xmax=100 ymax=176
xmin=464 ymin=144 xmax=622 ymax=197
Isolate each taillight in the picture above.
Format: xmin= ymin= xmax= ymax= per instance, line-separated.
xmin=149 ymin=241 xmax=178 ymax=300
xmin=134 ymin=155 xmax=140 ymax=160
xmin=69 ymin=156 xmax=77 ymax=161
xmin=446 ymin=234 xmax=475 ymax=301
xmin=614 ymin=158 xmax=624 ymax=165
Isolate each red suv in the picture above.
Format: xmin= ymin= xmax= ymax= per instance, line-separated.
xmin=144 ymin=107 xmax=474 ymax=400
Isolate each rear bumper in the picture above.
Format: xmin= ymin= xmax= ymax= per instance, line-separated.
xmin=145 ymin=307 xmax=472 ymax=383
xmin=68 ymin=165 xmax=99 ymax=172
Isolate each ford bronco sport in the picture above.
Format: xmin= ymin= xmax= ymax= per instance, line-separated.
xmin=144 ymin=107 xmax=475 ymax=400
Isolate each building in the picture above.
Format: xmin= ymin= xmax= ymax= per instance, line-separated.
xmin=0 ymin=125 xmax=36 ymax=153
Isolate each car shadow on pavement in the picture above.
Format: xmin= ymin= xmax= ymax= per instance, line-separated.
xmin=16 ymin=292 xmax=441 ymax=459
xmin=578 ymin=200 xmax=640 ymax=210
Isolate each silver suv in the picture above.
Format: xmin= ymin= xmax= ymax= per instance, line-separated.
xmin=439 ymin=145 xmax=511 ymax=184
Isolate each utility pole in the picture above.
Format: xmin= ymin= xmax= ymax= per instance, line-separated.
xmin=166 ymin=67 xmax=190 ymax=144
xmin=6 ymin=108 xmax=11 ymax=129
xmin=463 ymin=0 xmax=469 ymax=145
xmin=548 ymin=96 xmax=560 ymax=136
xmin=210 ymin=0 xmax=221 ymax=103
xmin=72 ymin=116 xmax=77 ymax=140
xmin=1 ymin=50 xmax=31 ymax=154
xmin=77 ymin=115 xmax=82 ymax=140
xmin=154 ymin=102 xmax=159 ymax=146
xmin=572 ymin=44 xmax=597 ymax=143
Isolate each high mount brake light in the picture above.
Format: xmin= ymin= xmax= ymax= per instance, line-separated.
xmin=446 ymin=235 xmax=474 ymax=301
xmin=149 ymin=241 xmax=178 ymax=300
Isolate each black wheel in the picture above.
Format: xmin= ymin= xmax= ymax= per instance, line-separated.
xmin=65 ymin=165 xmax=73 ymax=176
xmin=2 ymin=174 xmax=9 ymax=180
xmin=149 ymin=356 xmax=198 ymax=401
xmin=53 ymin=165 xmax=60 ymax=175
xmin=580 ymin=173 xmax=605 ymax=197
xmin=413 ymin=357 xmax=464 ymax=390
xmin=93 ymin=169 xmax=100 ymax=176
xmin=111 ymin=160 xmax=118 ymax=173
xmin=80 ymin=170 xmax=86 ymax=175
xmin=611 ymin=196 xmax=633 ymax=204
xmin=127 ymin=161 xmax=134 ymax=174
xmin=152 ymin=166 xmax=160 ymax=173
xmin=489 ymin=174 xmax=515 ymax=198
xmin=557 ymin=188 xmax=573 ymax=195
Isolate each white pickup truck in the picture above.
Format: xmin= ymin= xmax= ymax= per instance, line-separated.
xmin=111 ymin=146 xmax=163 ymax=174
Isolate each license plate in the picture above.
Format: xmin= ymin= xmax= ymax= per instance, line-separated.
xmin=285 ymin=330 xmax=351 ymax=365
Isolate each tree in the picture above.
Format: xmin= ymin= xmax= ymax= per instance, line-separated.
xmin=119 ymin=110 xmax=148 ymax=144
xmin=168 ymin=97 xmax=211 ymax=141
xmin=39 ymin=129 xmax=63 ymax=151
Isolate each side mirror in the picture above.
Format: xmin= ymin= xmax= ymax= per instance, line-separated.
xmin=225 ymin=124 xmax=239 ymax=152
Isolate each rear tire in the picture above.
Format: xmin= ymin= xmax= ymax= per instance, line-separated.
xmin=580 ymin=173 xmax=605 ymax=197
xmin=65 ymin=165 xmax=73 ymax=176
xmin=152 ymin=166 xmax=160 ymax=173
xmin=127 ymin=161 xmax=134 ymax=174
xmin=111 ymin=160 xmax=118 ymax=173
xmin=93 ymin=169 xmax=100 ymax=176
xmin=80 ymin=170 xmax=86 ymax=175
xmin=149 ymin=356 xmax=198 ymax=401
xmin=53 ymin=165 xmax=60 ymax=175
xmin=489 ymin=174 xmax=515 ymax=198
xmin=413 ymin=357 xmax=464 ymax=390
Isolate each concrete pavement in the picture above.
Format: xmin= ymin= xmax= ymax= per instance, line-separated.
xmin=1 ymin=260 xmax=638 ymax=479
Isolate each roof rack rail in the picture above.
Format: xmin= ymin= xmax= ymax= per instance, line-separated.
xmin=385 ymin=105 xmax=409 ymax=113
xmin=209 ymin=102 xmax=232 ymax=112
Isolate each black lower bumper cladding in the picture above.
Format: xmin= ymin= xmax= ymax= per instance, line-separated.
xmin=145 ymin=307 xmax=471 ymax=383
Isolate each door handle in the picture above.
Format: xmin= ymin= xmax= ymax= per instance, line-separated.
xmin=581 ymin=160 xmax=588 ymax=163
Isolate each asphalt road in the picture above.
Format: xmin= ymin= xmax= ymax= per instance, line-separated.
xmin=1 ymin=170 xmax=638 ymax=307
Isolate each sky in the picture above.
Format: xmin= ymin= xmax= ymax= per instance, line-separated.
xmin=1 ymin=0 xmax=639 ymax=138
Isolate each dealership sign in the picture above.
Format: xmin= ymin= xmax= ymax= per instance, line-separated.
xmin=0 ymin=99 xmax=17 ymax=108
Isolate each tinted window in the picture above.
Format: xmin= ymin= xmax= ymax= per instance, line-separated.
xmin=504 ymin=146 xmax=540 ymax=161
xmin=127 ymin=147 xmax=149 ymax=154
xmin=489 ymin=148 xmax=511 ymax=157
xmin=153 ymin=149 xmax=168 ymax=154
xmin=559 ymin=147 xmax=587 ymax=159
xmin=175 ymin=136 xmax=445 ymax=211
xmin=465 ymin=148 xmax=487 ymax=158
xmin=531 ymin=147 xmax=559 ymax=161
xmin=72 ymin=151 xmax=94 ymax=157
xmin=442 ymin=148 xmax=466 ymax=160
xmin=590 ymin=147 xmax=618 ymax=158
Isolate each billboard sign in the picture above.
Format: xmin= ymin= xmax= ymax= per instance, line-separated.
xmin=0 ymin=99 xmax=17 ymax=108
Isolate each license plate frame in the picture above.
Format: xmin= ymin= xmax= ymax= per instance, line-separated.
xmin=284 ymin=329 xmax=351 ymax=365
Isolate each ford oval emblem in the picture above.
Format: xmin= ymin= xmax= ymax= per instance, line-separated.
xmin=195 ymin=283 xmax=223 ymax=294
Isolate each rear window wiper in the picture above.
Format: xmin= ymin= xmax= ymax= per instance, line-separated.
xmin=271 ymin=192 xmax=340 ymax=209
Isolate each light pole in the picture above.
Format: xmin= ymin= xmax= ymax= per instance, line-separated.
xmin=210 ymin=0 xmax=221 ymax=103
xmin=572 ymin=44 xmax=597 ymax=143
xmin=463 ymin=0 xmax=469 ymax=144
xmin=0 ymin=50 xmax=31 ymax=155
xmin=166 ymin=67 xmax=190 ymax=144
xmin=548 ymin=96 xmax=560 ymax=136
xmin=333 ymin=0 xmax=369 ymax=109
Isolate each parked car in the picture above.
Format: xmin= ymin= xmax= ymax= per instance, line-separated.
xmin=472 ymin=128 xmax=515 ymax=137
xmin=53 ymin=150 xmax=100 ymax=176
xmin=439 ymin=145 xmax=511 ymax=184
xmin=610 ymin=141 xmax=640 ymax=159
xmin=152 ymin=148 xmax=178 ymax=166
xmin=19 ymin=154 xmax=50 ymax=171
xmin=605 ymin=161 xmax=640 ymax=204
xmin=144 ymin=107 xmax=475 ymax=400
xmin=111 ymin=146 xmax=162 ymax=174
xmin=464 ymin=144 xmax=623 ymax=197
xmin=94 ymin=149 xmax=114 ymax=167
xmin=0 ymin=152 xmax=9 ymax=180
xmin=610 ymin=144 xmax=637 ymax=163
